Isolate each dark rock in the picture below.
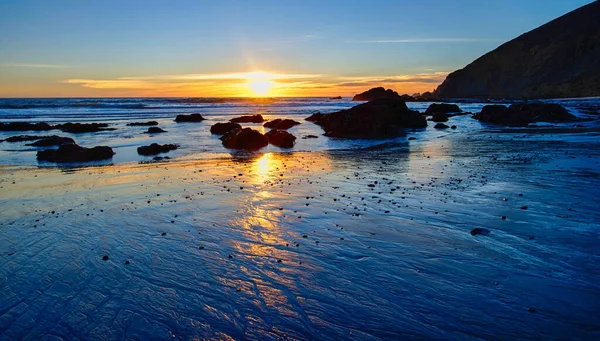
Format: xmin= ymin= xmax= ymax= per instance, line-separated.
xmin=210 ymin=122 xmax=242 ymax=135
xmin=470 ymin=228 xmax=491 ymax=236
xmin=28 ymin=136 xmax=75 ymax=146
xmin=37 ymin=144 xmax=114 ymax=162
xmin=408 ymin=137 xmax=416 ymax=140
xmin=102 ymin=255 xmax=109 ymax=261
xmin=473 ymin=103 xmax=576 ymax=126
xmin=127 ymin=121 xmax=158 ymax=126
xmin=175 ymin=114 xmax=205 ymax=122
xmin=5 ymin=135 xmax=50 ymax=143
xmin=352 ymin=87 xmax=401 ymax=101
xmin=302 ymin=135 xmax=319 ymax=139
xmin=434 ymin=123 xmax=450 ymax=129
xmin=425 ymin=103 xmax=461 ymax=115
xmin=329 ymin=96 xmax=342 ymax=100
xmin=0 ymin=122 xmax=53 ymax=131
xmin=229 ymin=114 xmax=265 ymax=123
xmin=145 ymin=127 xmax=166 ymax=133
xmin=265 ymin=129 xmax=296 ymax=148
xmin=263 ymin=119 xmax=301 ymax=130
xmin=451 ymin=125 xmax=457 ymax=129
xmin=315 ymin=98 xmax=427 ymax=138
xmin=137 ymin=143 xmax=178 ymax=156
xmin=220 ymin=128 xmax=269 ymax=150
xmin=152 ymin=156 xmax=170 ymax=161
xmin=57 ymin=123 xmax=113 ymax=133
xmin=305 ymin=112 xmax=325 ymax=122
xmin=431 ymin=113 xmax=449 ymax=122
xmin=434 ymin=1 xmax=600 ymax=99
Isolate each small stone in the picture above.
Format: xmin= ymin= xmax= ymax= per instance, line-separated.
xmin=125 ymin=260 xmax=130 ymax=265
xmin=102 ymin=255 xmax=109 ymax=261
xmin=521 ymin=206 xmax=528 ymax=210
xmin=470 ymin=228 xmax=490 ymax=236
xmin=161 ymin=232 xmax=167 ymax=236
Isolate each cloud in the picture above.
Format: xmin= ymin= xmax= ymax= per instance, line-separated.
xmin=0 ymin=63 xmax=78 ymax=68
xmin=353 ymin=38 xmax=501 ymax=43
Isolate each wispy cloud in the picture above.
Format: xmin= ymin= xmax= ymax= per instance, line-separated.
xmin=0 ymin=62 xmax=78 ymax=68
xmin=353 ymin=38 xmax=501 ymax=43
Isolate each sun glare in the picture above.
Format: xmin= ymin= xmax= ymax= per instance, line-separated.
xmin=248 ymin=79 xmax=274 ymax=96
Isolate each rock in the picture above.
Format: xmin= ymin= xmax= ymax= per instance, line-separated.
xmin=352 ymin=87 xmax=401 ymax=101
xmin=263 ymin=119 xmax=301 ymax=130
xmin=102 ymin=255 xmax=109 ymax=261
xmin=37 ymin=144 xmax=114 ymax=162
xmin=315 ymin=98 xmax=427 ymax=138
xmin=127 ymin=121 xmax=158 ymax=126
xmin=152 ymin=156 xmax=170 ymax=161
xmin=0 ymin=122 xmax=53 ymax=131
xmin=451 ymin=125 xmax=457 ymax=129
xmin=470 ymin=228 xmax=490 ymax=236
xmin=329 ymin=96 xmax=342 ymax=100
xmin=408 ymin=137 xmax=416 ymax=140
xmin=137 ymin=143 xmax=178 ymax=156
xmin=302 ymin=135 xmax=319 ymax=139
xmin=425 ymin=103 xmax=461 ymax=115
xmin=56 ymin=123 xmax=113 ymax=133
xmin=431 ymin=113 xmax=449 ymax=122
xmin=265 ymin=129 xmax=296 ymax=148
xmin=175 ymin=114 xmax=205 ymax=122
xmin=229 ymin=114 xmax=265 ymax=123
xmin=28 ymin=136 xmax=75 ymax=146
xmin=434 ymin=1 xmax=600 ymax=99
xmin=473 ymin=103 xmax=576 ymax=126
xmin=305 ymin=112 xmax=324 ymax=122
xmin=434 ymin=123 xmax=450 ymax=129
xmin=220 ymin=128 xmax=269 ymax=150
xmin=145 ymin=127 xmax=166 ymax=133
xmin=5 ymin=135 xmax=51 ymax=143
xmin=210 ymin=122 xmax=241 ymax=135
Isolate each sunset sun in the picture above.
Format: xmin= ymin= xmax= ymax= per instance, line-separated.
xmin=248 ymin=79 xmax=274 ymax=96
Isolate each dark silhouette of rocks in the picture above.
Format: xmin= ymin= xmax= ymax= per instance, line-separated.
xmin=210 ymin=122 xmax=242 ymax=135
xmin=56 ymin=123 xmax=113 ymax=133
xmin=314 ymin=98 xmax=427 ymax=138
xmin=220 ymin=128 xmax=268 ymax=150
xmin=470 ymin=228 xmax=490 ymax=236
xmin=145 ymin=127 xmax=166 ymax=134
xmin=37 ymin=144 xmax=114 ymax=162
xmin=127 ymin=121 xmax=158 ymax=126
xmin=28 ymin=136 xmax=75 ymax=146
xmin=302 ymin=135 xmax=319 ymax=139
xmin=263 ymin=119 xmax=301 ymax=130
xmin=425 ymin=103 xmax=461 ymax=115
xmin=229 ymin=114 xmax=265 ymax=123
xmin=431 ymin=113 xmax=449 ymax=122
xmin=434 ymin=123 xmax=450 ymax=129
xmin=305 ymin=112 xmax=324 ymax=122
xmin=434 ymin=1 xmax=600 ymax=99
xmin=0 ymin=122 xmax=53 ymax=131
xmin=175 ymin=114 xmax=205 ymax=122
xmin=473 ymin=103 xmax=576 ymax=126
xmin=265 ymin=130 xmax=296 ymax=148
xmin=4 ymin=135 xmax=52 ymax=143
xmin=352 ymin=87 xmax=401 ymax=101
xmin=137 ymin=143 xmax=178 ymax=156
xmin=329 ymin=96 xmax=342 ymax=100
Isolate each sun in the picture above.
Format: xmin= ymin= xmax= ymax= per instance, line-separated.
xmin=248 ymin=79 xmax=274 ymax=96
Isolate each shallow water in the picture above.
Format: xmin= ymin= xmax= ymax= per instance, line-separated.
xmin=1 ymin=120 xmax=600 ymax=339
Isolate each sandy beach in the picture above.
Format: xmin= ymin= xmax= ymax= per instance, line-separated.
xmin=2 ymin=128 xmax=599 ymax=340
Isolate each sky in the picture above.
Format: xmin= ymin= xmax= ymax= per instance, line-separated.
xmin=0 ymin=0 xmax=594 ymax=98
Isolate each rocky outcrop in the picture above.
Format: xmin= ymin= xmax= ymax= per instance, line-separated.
xmin=4 ymin=135 xmax=52 ymax=143
xmin=434 ymin=123 xmax=450 ymax=129
xmin=127 ymin=121 xmax=158 ymax=126
xmin=352 ymin=87 xmax=401 ymax=101
xmin=28 ymin=136 xmax=75 ymax=146
xmin=434 ymin=1 xmax=600 ymax=99
xmin=329 ymin=96 xmax=342 ymax=100
xmin=210 ymin=122 xmax=241 ymax=135
xmin=473 ymin=103 xmax=576 ymax=126
xmin=425 ymin=103 xmax=461 ymax=115
xmin=137 ymin=143 xmax=178 ymax=156
xmin=314 ymin=98 xmax=427 ymax=138
xmin=0 ymin=122 xmax=53 ymax=131
xmin=37 ymin=144 xmax=114 ymax=162
xmin=265 ymin=130 xmax=296 ymax=148
xmin=56 ymin=123 xmax=113 ymax=133
xmin=431 ymin=113 xmax=449 ymax=122
xmin=175 ymin=114 xmax=205 ymax=122
xmin=263 ymin=119 xmax=301 ymax=130
xmin=229 ymin=114 xmax=265 ymax=123
xmin=220 ymin=128 xmax=269 ymax=150
xmin=305 ymin=112 xmax=324 ymax=122
xmin=145 ymin=127 xmax=166 ymax=134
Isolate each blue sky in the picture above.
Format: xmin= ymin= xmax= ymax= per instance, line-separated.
xmin=0 ymin=0 xmax=593 ymax=97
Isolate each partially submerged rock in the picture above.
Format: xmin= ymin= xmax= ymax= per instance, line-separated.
xmin=305 ymin=112 xmax=324 ymax=122
xmin=56 ymin=122 xmax=113 ymax=133
xmin=229 ymin=114 xmax=265 ymax=123
xmin=302 ymin=135 xmax=319 ymax=139
xmin=263 ymin=119 xmax=301 ymax=130
xmin=315 ymin=98 xmax=427 ymax=138
xmin=28 ymin=136 xmax=75 ymax=146
xmin=425 ymin=103 xmax=461 ymax=115
xmin=37 ymin=144 xmax=114 ymax=162
xmin=4 ymin=135 xmax=52 ymax=143
xmin=352 ymin=87 xmax=401 ymax=101
xmin=431 ymin=113 xmax=449 ymax=122
xmin=0 ymin=122 xmax=53 ymax=131
xmin=127 ymin=121 xmax=158 ymax=126
xmin=137 ymin=143 xmax=178 ymax=156
xmin=175 ymin=114 xmax=205 ymax=122
xmin=145 ymin=127 xmax=166 ymax=134
xmin=220 ymin=128 xmax=269 ymax=150
xmin=265 ymin=129 xmax=296 ymax=148
xmin=434 ymin=123 xmax=450 ymax=129
xmin=210 ymin=122 xmax=241 ymax=135
xmin=470 ymin=228 xmax=491 ymax=236
xmin=473 ymin=103 xmax=576 ymax=126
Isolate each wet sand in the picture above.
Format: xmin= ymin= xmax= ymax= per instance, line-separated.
xmin=1 ymin=132 xmax=600 ymax=340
